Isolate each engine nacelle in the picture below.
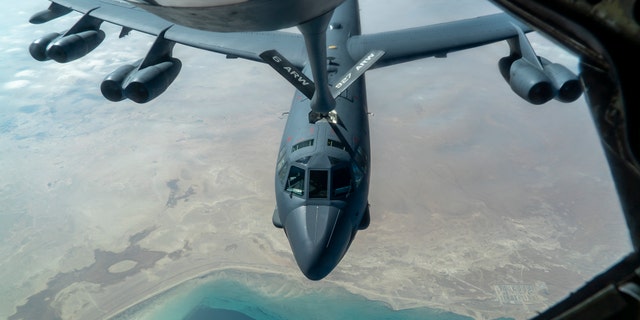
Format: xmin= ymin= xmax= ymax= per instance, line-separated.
xmin=500 ymin=56 xmax=554 ymax=105
xmin=100 ymin=63 xmax=139 ymax=102
xmin=29 ymin=32 xmax=62 ymax=61
xmin=29 ymin=3 xmax=72 ymax=24
xmin=540 ymin=58 xmax=582 ymax=103
xmin=498 ymin=54 xmax=518 ymax=82
xmin=124 ymin=58 xmax=182 ymax=103
xmin=46 ymin=30 xmax=106 ymax=63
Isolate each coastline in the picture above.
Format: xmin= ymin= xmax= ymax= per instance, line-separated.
xmin=104 ymin=265 xmax=477 ymax=320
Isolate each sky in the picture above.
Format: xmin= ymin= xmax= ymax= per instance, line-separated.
xmin=0 ymin=1 xmax=634 ymax=319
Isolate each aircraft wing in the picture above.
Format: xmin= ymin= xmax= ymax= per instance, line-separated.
xmin=32 ymin=1 xmax=579 ymax=105
xmin=348 ymin=13 xmax=532 ymax=68
xmin=38 ymin=0 xmax=307 ymax=66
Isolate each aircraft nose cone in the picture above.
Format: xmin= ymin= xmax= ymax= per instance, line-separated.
xmin=284 ymin=205 xmax=349 ymax=280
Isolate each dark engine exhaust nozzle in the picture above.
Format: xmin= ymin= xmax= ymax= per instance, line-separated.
xmin=508 ymin=59 xmax=554 ymax=105
xmin=101 ymin=63 xmax=139 ymax=102
xmin=124 ymin=58 xmax=182 ymax=104
xmin=29 ymin=32 xmax=61 ymax=61
xmin=540 ymin=58 xmax=583 ymax=103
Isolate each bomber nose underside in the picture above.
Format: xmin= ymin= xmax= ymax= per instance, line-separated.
xmin=284 ymin=205 xmax=353 ymax=280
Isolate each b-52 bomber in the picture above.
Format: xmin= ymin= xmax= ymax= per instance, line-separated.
xmin=27 ymin=0 xmax=582 ymax=280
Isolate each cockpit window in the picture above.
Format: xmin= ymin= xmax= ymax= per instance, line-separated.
xmin=276 ymin=146 xmax=288 ymax=184
xmin=355 ymin=146 xmax=367 ymax=172
xmin=292 ymin=139 xmax=314 ymax=153
xmin=309 ymin=170 xmax=328 ymax=198
xmin=327 ymin=139 xmax=346 ymax=150
xmin=332 ymin=167 xmax=351 ymax=199
xmin=286 ymin=166 xmax=305 ymax=196
xmin=352 ymin=146 xmax=368 ymax=187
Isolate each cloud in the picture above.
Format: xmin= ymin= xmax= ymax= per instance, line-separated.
xmin=14 ymin=70 xmax=37 ymax=78
xmin=3 ymin=80 xmax=30 ymax=90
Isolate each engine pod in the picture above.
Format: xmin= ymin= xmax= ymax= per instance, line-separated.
xmin=47 ymin=30 xmax=106 ymax=63
xmin=124 ymin=58 xmax=182 ymax=103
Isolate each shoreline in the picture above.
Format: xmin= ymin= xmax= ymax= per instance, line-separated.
xmin=102 ymin=264 xmax=479 ymax=320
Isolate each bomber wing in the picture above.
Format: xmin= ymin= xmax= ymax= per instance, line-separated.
xmin=348 ymin=13 xmax=531 ymax=68
xmin=32 ymin=0 xmax=307 ymax=67
xmin=30 ymin=1 xmax=580 ymax=105
xmin=347 ymin=12 xmax=581 ymax=104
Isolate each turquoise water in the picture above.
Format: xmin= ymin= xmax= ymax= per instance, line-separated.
xmin=112 ymin=270 xmax=474 ymax=320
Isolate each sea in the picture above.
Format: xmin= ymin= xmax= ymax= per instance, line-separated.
xmin=111 ymin=270 xmax=481 ymax=320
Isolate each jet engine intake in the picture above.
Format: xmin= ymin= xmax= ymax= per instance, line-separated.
xmin=499 ymin=54 xmax=583 ymax=104
xmin=29 ymin=32 xmax=62 ymax=61
xmin=540 ymin=57 xmax=582 ymax=103
xmin=101 ymin=59 xmax=182 ymax=103
xmin=498 ymin=54 xmax=518 ymax=83
xmin=124 ymin=59 xmax=182 ymax=104
xmin=500 ymin=56 xmax=554 ymax=105
xmin=100 ymin=63 xmax=139 ymax=102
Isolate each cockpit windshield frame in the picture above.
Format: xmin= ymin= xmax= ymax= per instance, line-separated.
xmin=284 ymin=156 xmax=355 ymax=200
xmin=285 ymin=165 xmax=305 ymax=197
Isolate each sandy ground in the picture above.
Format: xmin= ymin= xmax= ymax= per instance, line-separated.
xmin=1 ymin=2 xmax=633 ymax=319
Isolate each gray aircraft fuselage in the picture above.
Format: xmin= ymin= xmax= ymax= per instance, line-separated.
xmin=129 ymin=0 xmax=345 ymax=32
xmin=272 ymin=0 xmax=371 ymax=280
